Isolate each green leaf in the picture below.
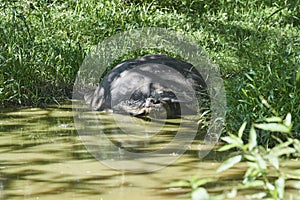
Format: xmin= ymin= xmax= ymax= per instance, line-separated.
xmin=270 ymin=139 xmax=293 ymax=152
xmin=238 ymin=122 xmax=247 ymax=138
xmin=245 ymin=73 xmax=254 ymax=81
xmin=292 ymin=139 xmax=300 ymax=153
xmin=275 ymin=176 xmax=285 ymax=199
xmin=270 ymin=147 xmax=296 ymax=157
xmin=266 ymin=154 xmax=279 ymax=169
xmin=244 ymin=167 xmax=255 ymax=181
xmin=216 ymin=155 xmax=242 ymax=173
xmin=264 ymin=116 xmax=282 ymax=123
xmin=266 ymin=182 xmax=275 ymax=191
xmin=221 ymin=134 xmax=244 ymax=147
xmin=254 ymin=123 xmax=291 ymax=134
xmin=255 ymin=154 xmax=266 ymax=170
xmin=218 ymin=144 xmax=236 ymax=151
xmin=242 ymin=180 xmax=265 ymax=188
xmin=248 ymin=126 xmax=257 ymax=151
xmin=244 ymin=154 xmax=256 ymax=162
xmin=283 ymin=113 xmax=292 ymax=127
xmin=192 ymin=187 xmax=210 ymax=200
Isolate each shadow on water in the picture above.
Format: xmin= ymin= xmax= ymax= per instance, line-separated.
xmin=0 ymin=104 xmax=299 ymax=199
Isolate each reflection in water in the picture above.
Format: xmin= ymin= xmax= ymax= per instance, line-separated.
xmin=74 ymin=105 xmax=202 ymax=172
xmin=0 ymin=105 xmax=299 ymax=199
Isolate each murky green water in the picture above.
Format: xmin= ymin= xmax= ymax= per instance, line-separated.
xmin=0 ymin=105 xmax=300 ymax=199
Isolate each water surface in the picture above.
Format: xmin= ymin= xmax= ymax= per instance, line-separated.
xmin=0 ymin=105 xmax=299 ymax=199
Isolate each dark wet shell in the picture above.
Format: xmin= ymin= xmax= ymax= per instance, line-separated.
xmin=87 ymin=54 xmax=207 ymax=118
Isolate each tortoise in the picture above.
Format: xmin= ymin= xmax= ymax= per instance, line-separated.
xmin=85 ymin=54 xmax=208 ymax=119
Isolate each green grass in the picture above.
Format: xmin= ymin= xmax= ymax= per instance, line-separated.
xmin=0 ymin=0 xmax=299 ymax=140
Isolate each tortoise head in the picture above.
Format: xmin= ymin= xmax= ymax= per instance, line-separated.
xmin=114 ymin=95 xmax=182 ymax=119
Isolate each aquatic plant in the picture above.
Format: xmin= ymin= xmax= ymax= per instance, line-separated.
xmin=169 ymin=109 xmax=300 ymax=199
xmin=217 ymin=112 xmax=298 ymax=199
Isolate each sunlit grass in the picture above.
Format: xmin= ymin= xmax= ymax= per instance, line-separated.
xmin=0 ymin=0 xmax=299 ymax=140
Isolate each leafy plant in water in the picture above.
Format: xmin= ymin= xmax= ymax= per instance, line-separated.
xmin=167 ymin=177 xmax=236 ymax=200
xmin=217 ymin=113 xmax=300 ymax=199
xmin=171 ymin=110 xmax=300 ymax=200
